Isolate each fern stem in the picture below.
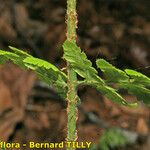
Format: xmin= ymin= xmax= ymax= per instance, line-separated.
xmin=66 ymin=0 xmax=78 ymax=149
xmin=66 ymin=0 xmax=77 ymax=41
xmin=67 ymin=67 xmax=78 ymax=142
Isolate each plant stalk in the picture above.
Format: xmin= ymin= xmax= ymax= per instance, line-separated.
xmin=66 ymin=0 xmax=78 ymax=149
xmin=66 ymin=0 xmax=77 ymax=42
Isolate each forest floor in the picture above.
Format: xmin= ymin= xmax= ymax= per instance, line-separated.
xmin=0 ymin=0 xmax=150 ymax=150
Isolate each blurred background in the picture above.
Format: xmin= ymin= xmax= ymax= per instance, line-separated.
xmin=0 ymin=0 xmax=150 ymax=149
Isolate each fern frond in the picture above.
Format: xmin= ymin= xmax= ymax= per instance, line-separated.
xmin=0 ymin=47 xmax=67 ymax=98
xmin=96 ymin=59 xmax=129 ymax=82
xmin=9 ymin=46 xmax=32 ymax=58
xmin=63 ymin=40 xmax=137 ymax=107
xmin=63 ymin=40 xmax=104 ymax=83
xmin=97 ymin=58 xmax=150 ymax=105
xmin=125 ymin=69 xmax=150 ymax=86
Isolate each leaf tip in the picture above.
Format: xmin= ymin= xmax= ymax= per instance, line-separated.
xmin=8 ymin=46 xmax=14 ymax=49
xmin=128 ymin=102 xmax=138 ymax=108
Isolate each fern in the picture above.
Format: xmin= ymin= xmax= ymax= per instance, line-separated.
xmin=1 ymin=42 xmax=150 ymax=106
xmin=1 ymin=0 xmax=150 ymax=148
xmin=96 ymin=59 xmax=129 ymax=82
xmin=99 ymin=128 xmax=128 ymax=150
xmin=63 ymin=40 xmax=104 ymax=83
xmin=0 ymin=47 xmax=67 ymax=98
xmin=96 ymin=58 xmax=150 ymax=105
xmin=90 ymin=128 xmax=138 ymax=150
xmin=63 ymin=40 xmax=138 ymax=107
xmin=125 ymin=69 xmax=150 ymax=86
xmin=9 ymin=46 xmax=32 ymax=58
xmin=120 ymin=83 xmax=150 ymax=105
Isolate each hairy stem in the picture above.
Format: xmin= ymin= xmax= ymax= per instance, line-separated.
xmin=66 ymin=0 xmax=78 ymax=149
xmin=66 ymin=0 xmax=77 ymax=41
xmin=67 ymin=68 xmax=78 ymax=142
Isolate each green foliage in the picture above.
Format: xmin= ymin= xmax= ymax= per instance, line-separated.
xmin=63 ymin=40 xmax=139 ymax=107
xmin=90 ymin=128 xmax=128 ymax=150
xmin=96 ymin=59 xmax=150 ymax=87
xmin=0 ymin=50 xmax=22 ymax=66
xmin=63 ymin=40 xmax=103 ymax=83
xmin=120 ymin=83 xmax=150 ymax=105
xmin=0 ymin=47 xmax=67 ymax=98
xmin=0 ymin=41 xmax=150 ymax=106
xmin=90 ymin=128 xmax=131 ymax=150
xmin=23 ymin=57 xmax=67 ymax=97
xmin=9 ymin=46 xmax=32 ymax=58
xmin=1 ymin=0 xmax=149 ymax=149
xmin=95 ymin=85 xmax=135 ymax=106
xmin=96 ymin=59 xmax=129 ymax=82
xmin=96 ymin=58 xmax=150 ymax=105
xmin=125 ymin=69 xmax=150 ymax=86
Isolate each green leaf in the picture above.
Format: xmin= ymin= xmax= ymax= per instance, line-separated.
xmin=0 ymin=55 xmax=7 ymax=64
xmin=23 ymin=57 xmax=67 ymax=98
xmin=100 ymin=128 xmax=128 ymax=150
xmin=125 ymin=69 xmax=150 ymax=86
xmin=96 ymin=59 xmax=129 ymax=82
xmin=88 ymin=82 xmax=137 ymax=107
xmin=120 ymin=83 xmax=150 ymax=105
xmin=0 ymin=49 xmax=26 ymax=68
xmin=0 ymin=50 xmax=20 ymax=60
xmin=0 ymin=47 xmax=67 ymax=98
xmin=23 ymin=57 xmax=66 ymax=77
xmin=63 ymin=40 xmax=104 ymax=83
xmin=9 ymin=46 xmax=32 ymax=58
xmin=63 ymin=40 xmax=136 ymax=107
xmin=96 ymin=59 xmax=150 ymax=105
xmin=35 ymin=67 xmax=67 ymax=98
xmin=24 ymin=60 xmax=67 ymax=98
